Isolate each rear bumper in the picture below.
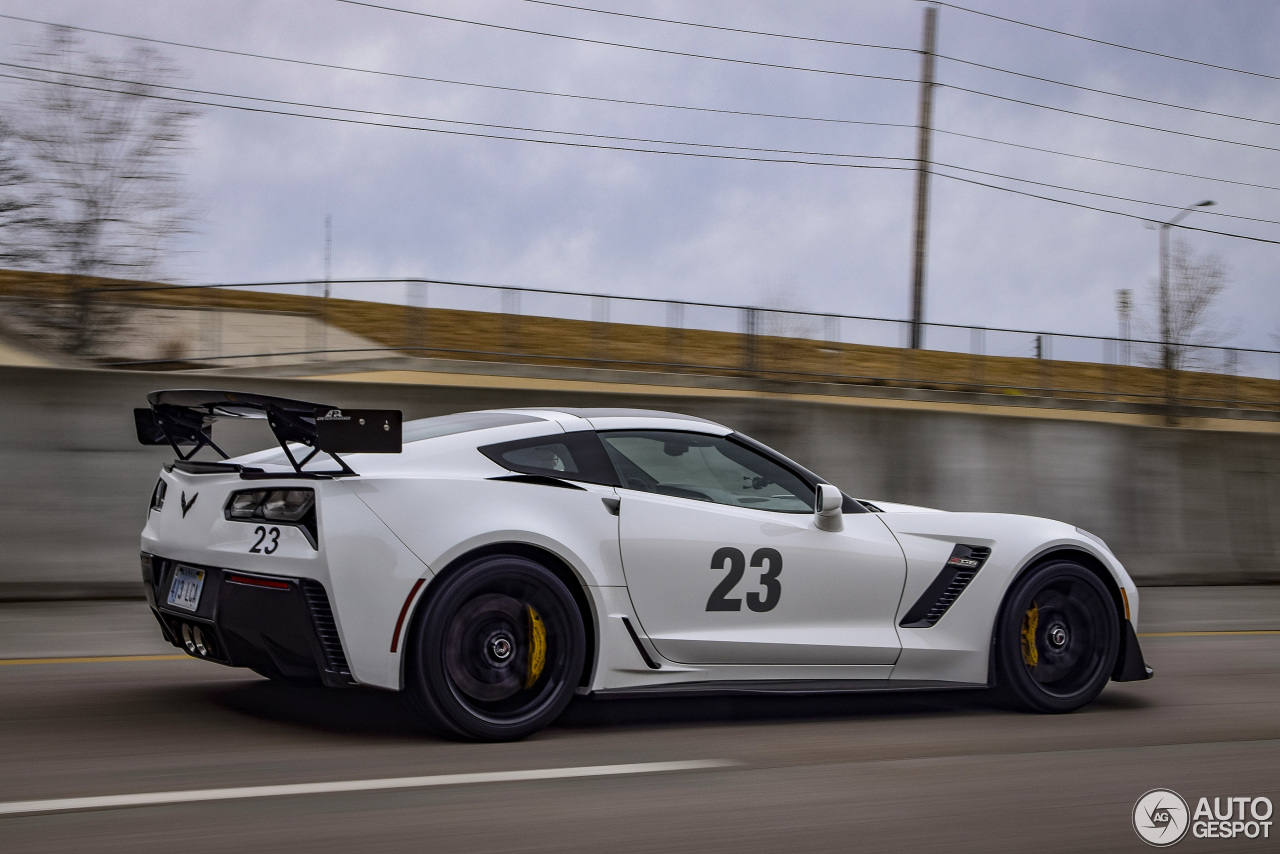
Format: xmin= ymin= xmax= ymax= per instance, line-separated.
xmin=142 ymin=552 xmax=355 ymax=688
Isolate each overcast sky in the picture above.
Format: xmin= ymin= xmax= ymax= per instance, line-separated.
xmin=2 ymin=0 xmax=1277 ymax=362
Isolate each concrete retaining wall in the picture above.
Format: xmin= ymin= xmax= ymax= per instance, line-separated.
xmin=2 ymin=364 xmax=1277 ymax=598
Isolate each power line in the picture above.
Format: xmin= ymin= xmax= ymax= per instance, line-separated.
xmin=517 ymin=0 xmax=913 ymax=54
xmin=0 ymin=71 xmax=917 ymax=175
xmin=0 ymin=12 xmax=916 ymax=133
xmin=7 ymin=65 xmax=1277 ymax=247
xmin=938 ymin=54 xmax=1280 ymax=129
xmin=20 ymin=57 xmax=1275 ymax=226
xmin=945 ymin=83 xmax=1280 ymax=155
xmin=335 ymin=0 xmax=1280 ymax=154
xmin=332 ymin=0 xmax=917 ymax=86
xmin=936 ymin=161 xmax=1280 ymax=227
xmin=933 ymin=128 xmax=1280 ymax=194
xmin=519 ymin=0 xmax=1280 ymax=128
xmin=2 ymin=61 xmax=913 ymax=163
xmin=924 ymin=0 xmax=1280 ymax=83
xmin=5 ymin=16 xmax=1275 ymax=206
xmin=932 ymin=170 xmax=1280 ymax=246
xmin=7 ymin=10 xmax=1277 ymax=170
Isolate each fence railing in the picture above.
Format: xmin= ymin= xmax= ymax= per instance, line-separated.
xmin=6 ymin=276 xmax=1278 ymax=412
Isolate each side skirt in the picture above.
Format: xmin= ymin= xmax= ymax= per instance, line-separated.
xmin=592 ymin=679 xmax=988 ymax=699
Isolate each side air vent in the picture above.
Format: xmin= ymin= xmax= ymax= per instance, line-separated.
xmin=899 ymin=545 xmax=993 ymax=628
xmin=299 ymin=579 xmax=354 ymax=681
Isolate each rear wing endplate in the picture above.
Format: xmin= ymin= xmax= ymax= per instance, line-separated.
xmin=135 ymin=389 xmax=401 ymax=477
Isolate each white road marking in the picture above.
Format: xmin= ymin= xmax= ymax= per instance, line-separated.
xmin=0 ymin=760 xmax=737 ymax=817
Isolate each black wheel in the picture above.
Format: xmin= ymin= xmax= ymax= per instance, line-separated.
xmin=993 ymin=560 xmax=1119 ymax=713
xmin=405 ymin=555 xmax=585 ymax=741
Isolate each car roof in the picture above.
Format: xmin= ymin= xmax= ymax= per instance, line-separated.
xmin=501 ymin=407 xmax=731 ymax=435
xmin=537 ymin=407 xmax=717 ymax=422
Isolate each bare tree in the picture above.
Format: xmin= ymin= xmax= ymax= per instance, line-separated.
xmin=0 ymin=117 xmax=47 ymax=267
xmin=8 ymin=26 xmax=197 ymax=355
xmin=1138 ymin=237 xmax=1233 ymax=373
xmin=759 ymin=284 xmax=821 ymax=340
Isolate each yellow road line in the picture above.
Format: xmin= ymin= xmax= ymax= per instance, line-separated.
xmin=1139 ymin=630 xmax=1280 ymax=637
xmin=0 ymin=654 xmax=189 ymax=666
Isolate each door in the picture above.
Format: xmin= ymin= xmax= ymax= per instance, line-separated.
xmin=602 ymin=430 xmax=907 ymax=666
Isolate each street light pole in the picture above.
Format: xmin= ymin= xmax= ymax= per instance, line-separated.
xmin=1158 ymin=200 xmax=1213 ymax=373
xmin=1157 ymin=200 xmax=1213 ymax=413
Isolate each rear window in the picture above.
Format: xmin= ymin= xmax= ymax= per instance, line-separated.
xmin=479 ymin=432 xmax=619 ymax=485
xmin=497 ymin=441 xmax=580 ymax=474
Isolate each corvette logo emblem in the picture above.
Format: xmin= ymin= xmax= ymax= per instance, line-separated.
xmin=181 ymin=492 xmax=198 ymax=517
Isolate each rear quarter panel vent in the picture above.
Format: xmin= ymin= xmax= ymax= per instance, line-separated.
xmin=299 ymin=579 xmax=354 ymax=681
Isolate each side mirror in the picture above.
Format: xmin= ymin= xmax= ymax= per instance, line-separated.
xmin=815 ymin=484 xmax=844 ymax=532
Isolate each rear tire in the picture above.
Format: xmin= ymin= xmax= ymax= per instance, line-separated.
xmin=993 ymin=560 xmax=1119 ymax=713
xmin=405 ymin=555 xmax=585 ymax=741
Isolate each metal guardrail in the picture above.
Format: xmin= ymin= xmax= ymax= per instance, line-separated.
xmin=18 ymin=276 xmax=1280 ymax=410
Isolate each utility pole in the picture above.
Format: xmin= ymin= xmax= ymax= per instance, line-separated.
xmin=1116 ymin=288 xmax=1132 ymax=366
xmin=317 ymin=213 xmax=332 ymax=362
xmin=324 ymin=213 xmax=332 ymax=299
xmin=908 ymin=5 xmax=937 ymax=350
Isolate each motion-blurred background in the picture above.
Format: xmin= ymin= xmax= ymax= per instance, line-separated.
xmin=1 ymin=0 xmax=1278 ymax=596
xmin=0 ymin=4 xmax=1277 ymax=851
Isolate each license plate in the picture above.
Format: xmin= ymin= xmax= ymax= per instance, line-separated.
xmin=167 ymin=566 xmax=206 ymax=612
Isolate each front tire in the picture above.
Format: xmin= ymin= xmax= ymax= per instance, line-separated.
xmin=993 ymin=560 xmax=1119 ymax=713
xmin=406 ymin=555 xmax=585 ymax=741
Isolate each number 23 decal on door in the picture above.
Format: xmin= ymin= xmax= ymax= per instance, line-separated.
xmin=706 ymin=547 xmax=783 ymax=612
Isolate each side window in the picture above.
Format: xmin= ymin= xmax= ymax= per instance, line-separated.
xmin=479 ymin=432 xmax=620 ymax=486
xmin=599 ymin=430 xmax=815 ymax=513
xmin=500 ymin=441 xmax=579 ymax=474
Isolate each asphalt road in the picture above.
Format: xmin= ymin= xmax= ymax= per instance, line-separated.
xmin=1 ymin=596 xmax=1277 ymax=853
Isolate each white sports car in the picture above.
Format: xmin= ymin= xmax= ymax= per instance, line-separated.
xmin=136 ymin=390 xmax=1151 ymax=740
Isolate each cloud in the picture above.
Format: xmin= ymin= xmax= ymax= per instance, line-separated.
xmin=2 ymin=0 xmax=1276 ymax=351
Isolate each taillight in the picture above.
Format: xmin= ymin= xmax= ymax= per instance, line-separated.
xmin=224 ymin=488 xmax=319 ymax=549
xmin=149 ymin=479 xmax=167 ymax=513
xmin=226 ymin=488 xmax=315 ymax=522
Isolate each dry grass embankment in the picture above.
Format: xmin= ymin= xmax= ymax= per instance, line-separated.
xmin=1 ymin=270 xmax=1274 ymax=410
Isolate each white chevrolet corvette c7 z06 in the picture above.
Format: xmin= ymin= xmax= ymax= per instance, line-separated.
xmin=136 ymin=390 xmax=1152 ymax=740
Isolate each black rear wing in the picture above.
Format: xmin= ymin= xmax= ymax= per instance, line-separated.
xmin=135 ymin=389 xmax=401 ymax=477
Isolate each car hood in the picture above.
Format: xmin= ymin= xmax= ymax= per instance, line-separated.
xmin=862 ymin=499 xmax=942 ymax=514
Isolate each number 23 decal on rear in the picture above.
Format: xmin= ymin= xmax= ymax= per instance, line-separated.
xmin=249 ymin=525 xmax=280 ymax=554
xmin=706 ymin=547 xmax=782 ymax=612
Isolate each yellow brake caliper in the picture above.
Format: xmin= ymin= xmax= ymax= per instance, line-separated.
xmin=1020 ymin=603 xmax=1039 ymax=668
xmin=525 ymin=605 xmax=547 ymax=689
